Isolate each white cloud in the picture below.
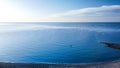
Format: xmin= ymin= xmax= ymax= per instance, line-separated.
xmin=42 ymin=5 xmax=120 ymax=22
xmin=0 ymin=3 xmax=120 ymax=22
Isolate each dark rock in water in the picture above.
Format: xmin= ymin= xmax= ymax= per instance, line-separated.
xmin=70 ymin=45 xmax=73 ymax=48
xmin=101 ymin=42 xmax=120 ymax=50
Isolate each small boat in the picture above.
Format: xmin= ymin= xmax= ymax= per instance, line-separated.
xmin=101 ymin=42 xmax=120 ymax=50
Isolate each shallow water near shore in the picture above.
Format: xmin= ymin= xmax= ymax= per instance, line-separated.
xmin=0 ymin=22 xmax=120 ymax=64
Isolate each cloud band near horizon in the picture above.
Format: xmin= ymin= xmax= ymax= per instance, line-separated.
xmin=40 ymin=5 xmax=120 ymax=22
xmin=0 ymin=4 xmax=120 ymax=22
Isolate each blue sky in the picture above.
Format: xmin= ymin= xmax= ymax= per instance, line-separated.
xmin=0 ymin=0 xmax=120 ymax=22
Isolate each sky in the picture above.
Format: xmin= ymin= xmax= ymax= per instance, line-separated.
xmin=0 ymin=0 xmax=120 ymax=22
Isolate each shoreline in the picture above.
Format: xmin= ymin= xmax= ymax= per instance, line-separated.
xmin=0 ymin=60 xmax=120 ymax=68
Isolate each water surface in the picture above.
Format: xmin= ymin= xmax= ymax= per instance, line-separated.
xmin=0 ymin=22 xmax=120 ymax=64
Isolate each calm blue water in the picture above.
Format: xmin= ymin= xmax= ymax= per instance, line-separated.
xmin=0 ymin=22 xmax=120 ymax=64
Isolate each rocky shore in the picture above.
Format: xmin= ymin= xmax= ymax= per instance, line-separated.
xmin=0 ymin=61 xmax=120 ymax=68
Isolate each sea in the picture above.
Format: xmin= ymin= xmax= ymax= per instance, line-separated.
xmin=0 ymin=22 xmax=120 ymax=64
